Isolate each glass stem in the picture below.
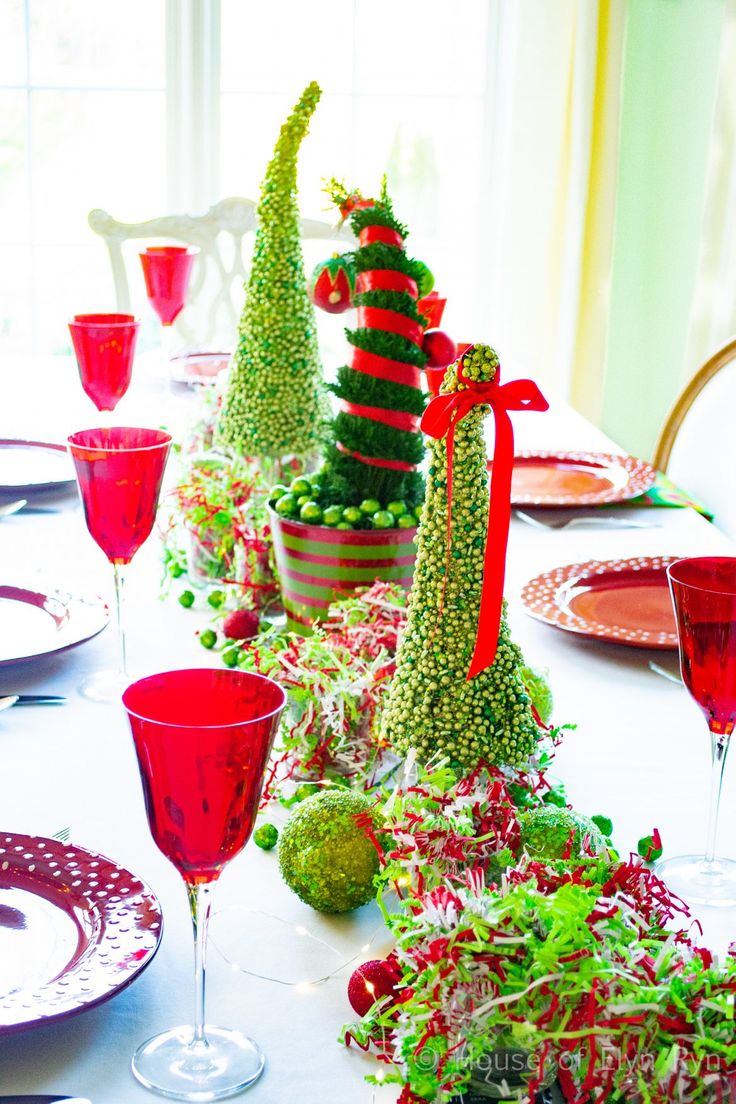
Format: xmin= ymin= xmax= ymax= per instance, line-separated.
xmin=187 ymin=881 xmax=214 ymax=1045
xmin=704 ymin=727 xmax=732 ymax=865
xmin=112 ymin=562 xmax=127 ymax=677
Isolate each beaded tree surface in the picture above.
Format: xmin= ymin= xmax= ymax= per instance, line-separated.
xmin=381 ymin=344 xmax=541 ymax=769
xmin=318 ymin=181 xmax=429 ymax=511
xmin=216 ymin=81 xmax=329 ymax=462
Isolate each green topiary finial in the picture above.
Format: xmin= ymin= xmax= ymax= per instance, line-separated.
xmin=216 ymin=81 xmax=330 ymax=461
xmin=380 ymin=343 xmax=541 ymax=770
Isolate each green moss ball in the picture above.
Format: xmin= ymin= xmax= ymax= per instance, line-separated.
xmin=278 ymin=790 xmax=380 ymax=913
xmin=519 ymin=806 xmax=605 ymax=861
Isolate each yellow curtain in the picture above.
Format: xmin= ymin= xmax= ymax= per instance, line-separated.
xmin=567 ymin=0 xmax=626 ymax=422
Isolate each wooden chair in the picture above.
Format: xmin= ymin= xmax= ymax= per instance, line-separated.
xmin=652 ymin=336 xmax=736 ymax=539
xmin=88 ymin=197 xmax=354 ymax=351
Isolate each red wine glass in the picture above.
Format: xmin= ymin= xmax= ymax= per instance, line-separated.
xmin=68 ymin=313 xmax=140 ymax=412
xmin=656 ymin=557 xmax=736 ymax=905
xmin=140 ymin=246 xmax=198 ymax=364
xmin=68 ymin=427 xmax=171 ymax=703
xmin=123 ymin=668 xmax=286 ymax=1100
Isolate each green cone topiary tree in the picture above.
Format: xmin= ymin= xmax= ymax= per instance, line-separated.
xmin=380 ymin=343 xmax=541 ymax=770
xmin=216 ymin=81 xmax=330 ymax=463
xmin=317 ymin=180 xmax=429 ymax=511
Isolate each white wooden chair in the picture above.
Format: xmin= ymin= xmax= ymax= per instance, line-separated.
xmin=88 ymin=197 xmax=354 ymax=351
xmin=652 ymin=336 xmax=736 ymax=540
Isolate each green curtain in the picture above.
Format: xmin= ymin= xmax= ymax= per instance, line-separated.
xmin=601 ymin=0 xmax=725 ymax=460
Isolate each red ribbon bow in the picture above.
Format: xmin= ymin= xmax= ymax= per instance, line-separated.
xmin=420 ymin=355 xmax=549 ymax=679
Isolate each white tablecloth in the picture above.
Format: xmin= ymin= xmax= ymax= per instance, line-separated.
xmin=1 ymin=359 xmax=734 ymax=1102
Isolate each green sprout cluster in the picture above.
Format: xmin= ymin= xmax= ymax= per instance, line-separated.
xmin=380 ymin=344 xmax=541 ymax=770
xmin=269 ymin=471 xmax=421 ymax=530
xmin=216 ymin=81 xmax=330 ymax=461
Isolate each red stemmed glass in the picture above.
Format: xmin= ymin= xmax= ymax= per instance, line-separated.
xmin=140 ymin=246 xmax=198 ymax=363
xmin=68 ymin=427 xmax=171 ymax=703
xmin=69 ymin=312 xmax=140 ymax=411
xmin=656 ymin=557 xmax=736 ymax=905
xmin=123 ymin=668 xmax=286 ymax=1100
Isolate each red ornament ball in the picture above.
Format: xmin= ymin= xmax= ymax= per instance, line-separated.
xmin=309 ymin=255 xmax=356 ymax=314
xmin=422 ymin=328 xmax=456 ymax=368
xmin=347 ymin=958 xmax=397 ymax=1017
xmin=222 ymin=608 xmax=260 ymax=641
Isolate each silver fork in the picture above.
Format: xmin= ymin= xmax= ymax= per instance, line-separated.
xmin=514 ymin=509 xmax=660 ymax=531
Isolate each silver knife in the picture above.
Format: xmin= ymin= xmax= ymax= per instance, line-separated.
xmin=0 ymin=1097 xmax=92 ymax=1103
xmin=8 ymin=695 xmax=67 ymax=705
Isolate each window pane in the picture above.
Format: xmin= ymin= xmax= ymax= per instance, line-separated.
xmin=0 ymin=246 xmax=33 ymax=350
xmin=29 ymin=0 xmax=165 ymax=88
xmin=0 ymin=91 xmax=30 ymax=243
xmin=32 ymin=243 xmax=113 ymax=355
xmin=30 ymin=90 xmax=166 ymax=244
xmin=220 ymin=91 xmax=352 ymax=215
xmin=353 ymin=0 xmax=488 ymax=97
xmin=0 ymin=0 xmax=27 ymax=86
xmin=221 ymin=0 xmax=353 ymax=94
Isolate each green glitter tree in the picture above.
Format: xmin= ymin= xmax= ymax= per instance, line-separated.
xmin=381 ymin=344 xmax=541 ymax=770
xmin=217 ymin=81 xmax=330 ymax=463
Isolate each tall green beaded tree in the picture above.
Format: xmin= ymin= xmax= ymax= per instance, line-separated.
xmin=381 ymin=344 xmax=541 ymax=770
xmin=217 ymin=81 xmax=330 ymax=463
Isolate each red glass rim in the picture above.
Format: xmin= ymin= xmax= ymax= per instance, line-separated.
xmin=122 ymin=668 xmax=286 ymax=728
xmin=70 ymin=313 xmax=139 ymax=327
xmin=140 ymin=246 xmax=198 ymax=257
xmin=667 ymin=556 xmax=736 ymax=597
xmin=67 ymin=427 xmax=172 ymax=453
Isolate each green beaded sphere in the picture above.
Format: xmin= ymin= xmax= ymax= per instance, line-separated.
xmin=278 ymin=790 xmax=380 ymax=913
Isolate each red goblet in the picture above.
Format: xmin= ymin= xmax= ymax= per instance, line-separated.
xmin=140 ymin=246 xmax=198 ymax=364
xmin=68 ymin=427 xmax=171 ymax=702
xmin=68 ymin=312 xmax=140 ymax=412
xmin=123 ymin=668 xmax=286 ymax=1100
xmin=656 ymin=557 xmax=736 ymax=905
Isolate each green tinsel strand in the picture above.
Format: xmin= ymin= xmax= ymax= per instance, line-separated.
xmin=380 ymin=344 xmax=540 ymax=770
xmin=216 ymin=81 xmax=330 ymax=460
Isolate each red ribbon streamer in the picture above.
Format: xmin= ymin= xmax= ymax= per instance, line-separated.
xmin=339 ymin=399 xmax=420 ymax=432
xmin=356 ymin=307 xmax=423 ymax=347
xmin=335 ymin=441 xmax=417 ymax=472
xmin=355 ymin=270 xmax=418 ymax=297
xmin=420 ymin=355 xmax=548 ymax=677
xmin=351 ymin=347 xmax=422 ymax=389
xmin=359 ymin=225 xmax=403 ymax=248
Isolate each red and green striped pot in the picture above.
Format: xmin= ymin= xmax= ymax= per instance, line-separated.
xmin=269 ymin=508 xmax=417 ymax=634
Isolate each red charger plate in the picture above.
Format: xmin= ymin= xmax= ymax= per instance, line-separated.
xmin=520 ymin=555 xmax=680 ymax=649
xmin=0 ymin=833 xmax=162 ymax=1033
xmin=489 ymin=450 xmax=657 ymax=508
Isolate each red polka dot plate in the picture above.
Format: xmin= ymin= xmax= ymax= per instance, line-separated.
xmin=520 ymin=555 xmax=680 ymax=649
xmin=488 ymin=450 xmax=657 ymax=507
xmin=0 ymin=833 xmax=162 ymax=1033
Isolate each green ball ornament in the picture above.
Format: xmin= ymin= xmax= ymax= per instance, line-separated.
xmin=397 ymin=513 xmax=416 ymax=529
xmin=519 ymin=806 xmax=605 ymax=862
xmin=520 ymin=665 xmax=554 ymax=725
xmin=323 ymin=505 xmax=343 ymax=527
xmin=411 ymin=259 xmax=435 ymax=298
xmin=336 ymin=522 xmax=354 ymax=530
xmin=290 ymin=476 xmax=312 ymax=497
xmin=270 ymin=483 xmax=289 ymax=502
xmin=359 ymin=498 xmax=381 ymax=515
xmin=372 ymin=510 xmax=395 ymax=530
xmin=296 ymin=494 xmax=311 ymax=508
xmin=275 ymin=493 xmax=299 ymax=517
xmin=387 ymin=500 xmax=407 ymax=517
xmin=254 ymin=823 xmax=279 ymax=850
xmin=299 ymin=500 xmax=322 ymax=523
xmin=278 ymin=789 xmax=380 ymax=913
xmin=342 ymin=506 xmax=362 ymax=525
